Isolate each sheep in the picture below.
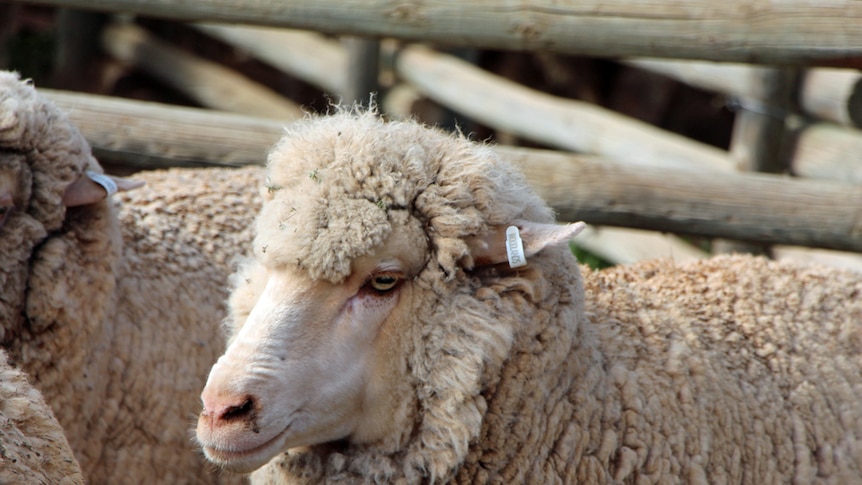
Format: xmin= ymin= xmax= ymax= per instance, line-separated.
xmin=1 ymin=70 xmax=261 ymax=484
xmin=195 ymin=109 xmax=862 ymax=484
xmin=0 ymin=348 xmax=84 ymax=485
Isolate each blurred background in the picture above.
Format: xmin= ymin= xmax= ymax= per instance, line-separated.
xmin=3 ymin=1 xmax=862 ymax=270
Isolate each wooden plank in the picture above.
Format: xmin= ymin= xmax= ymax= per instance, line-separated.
xmin=53 ymin=10 xmax=106 ymax=90
xmin=728 ymin=67 xmax=796 ymax=174
xmin=504 ymin=147 xmax=862 ymax=252
xmin=101 ymin=21 xmax=303 ymax=119
xmin=575 ymin=226 xmax=708 ymax=265
xmin=791 ymin=123 xmax=862 ymax=184
xmin=716 ymin=67 xmax=796 ymax=255
xmin=193 ymin=23 xmax=346 ymax=94
xmin=45 ymin=89 xmax=283 ymax=168
xmin=801 ymin=68 xmax=862 ymax=128
xmin=43 ymin=90 xmax=862 ymax=252
xmin=627 ymin=59 xmax=862 ymax=129
xmin=0 ymin=3 xmax=17 ymax=69
xmin=623 ymin=59 xmax=760 ymax=100
xmin=342 ymin=37 xmax=380 ymax=106
xmin=18 ymin=0 xmax=862 ymax=64
xmin=396 ymin=45 xmax=732 ymax=172
xmin=189 ymin=27 xmax=862 ymax=182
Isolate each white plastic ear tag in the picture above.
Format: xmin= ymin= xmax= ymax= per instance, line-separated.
xmin=86 ymin=170 xmax=118 ymax=197
xmin=505 ymin=225 xmax=527 ymax=268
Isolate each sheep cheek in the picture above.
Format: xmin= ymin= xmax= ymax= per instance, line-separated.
xmin=198 ymin=271 xmax=400 ymax=469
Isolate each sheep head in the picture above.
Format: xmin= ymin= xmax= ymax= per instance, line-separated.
xmin=196 ymin=111 xmax=585 ymax=479
xmin=0 ymin=71 xmax=139 ymax=355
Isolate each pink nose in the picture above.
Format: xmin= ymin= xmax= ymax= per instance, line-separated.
xmin=200 ymin=391 xmax=257 ymax=430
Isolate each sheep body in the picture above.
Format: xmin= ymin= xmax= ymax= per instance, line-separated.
xmin=1 ymin=71 xmax=262 ymax=484
xmin=197 ymin=111 xmax=862 ymax=484
xmin=0 ymin=349 xmax=84 ymax=485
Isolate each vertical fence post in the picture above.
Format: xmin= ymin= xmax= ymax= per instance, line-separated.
xmin=53 ymin=9 xmax=107 ymax=90
xmin=714 ymin=66 xmax=798 ymax=255
xmin=342 ymin=37 xmax=379 ymax=107
xmin=0 ymin=3 xmax=18 ymax=70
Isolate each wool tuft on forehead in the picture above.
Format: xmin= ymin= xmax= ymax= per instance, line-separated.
xmin=254 ymin=110 xmax=552 ymax=283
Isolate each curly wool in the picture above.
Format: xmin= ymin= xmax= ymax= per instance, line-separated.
xmin=1 ymin=71 xmax=261 ymax=484
xmin=0 ymin=71 xmax=97 ymax=230
xmin=240 ymin=112 xmax=862 ymax=484
xmin=256 ymin=109 xmax=552 ymax=284
xmin=0 ymin=349 xmax=84 ymax=485
xmin=576 ymin=256 xmax=862 ymax=483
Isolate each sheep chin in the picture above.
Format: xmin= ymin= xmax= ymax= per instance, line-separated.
xmin=201 ymin=425 xmax=291 ymax=474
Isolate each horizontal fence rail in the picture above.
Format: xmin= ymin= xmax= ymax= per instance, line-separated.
xmin=19 ymin=0 xmax=862 ymax=64
xmin=46 ymin=91 xmax=862 ymax=252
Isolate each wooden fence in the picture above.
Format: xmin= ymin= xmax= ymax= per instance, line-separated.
xmin=6 ymin=0 xmax=862 ymax=267
xmin=14 ymin=0 xmax=862 ymax=63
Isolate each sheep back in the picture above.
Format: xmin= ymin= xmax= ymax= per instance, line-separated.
xmin=55 ymin=165 xmax=263 ymax=484
xmin=448 ymin=255 xmax=862 ymax=484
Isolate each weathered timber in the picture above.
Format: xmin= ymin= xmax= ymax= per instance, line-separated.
xmin=504 ymin=147 xmax=862 ymax=252
xmin=44 ymin=90 xmax=862 ymax=252
xmin=18 ymin=0 xmax=862 ymax=64
xmin=627 ymin=59 xmax=862 ymax=129
xmin=718 ymin=67 xmax=797 ymax=255
xmin=728 ymin=67 xmax=797 ymax=174
xmin=189 ymin=24 xmax=862 ymax=263
xmin=791 ymin=123 xmax=862 ymax=184
xmin=45 ymin=89 xmax=283 ymax=167
xmin=342 ymin=37 xmax=380 ymax=106
xmin=188 ymin=27 xmax=862 ymax=185
xmin=193 ymin=23 xmax=346 ymax=94
xmin=623 ymin=59 xmax=760 ymax=100
xmin=396 ymin=45 xmax=732 ymax=172
xmin=801 ymin=68 xmax=862 ymax=128
xmin=101 ymin=21 xmax=302 ymax=120
xmin=575 ymin=226 xmax=707 ymax=265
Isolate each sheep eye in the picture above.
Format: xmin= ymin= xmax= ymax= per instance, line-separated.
xmin=368 ymin=274 xmax=399 ymax=292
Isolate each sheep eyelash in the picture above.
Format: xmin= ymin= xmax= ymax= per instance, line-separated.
xmin=362 ymin=272 xmax=404 ymax=294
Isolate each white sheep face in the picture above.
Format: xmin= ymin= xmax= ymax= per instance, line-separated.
xmin=196 ymin=219 xmax=428 ymax=473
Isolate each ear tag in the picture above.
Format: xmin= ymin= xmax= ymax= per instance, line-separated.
xmin=505 ymin=225 xmax=527 ymax=268
xmin=86 ymin=171 xmax=118 ymax=196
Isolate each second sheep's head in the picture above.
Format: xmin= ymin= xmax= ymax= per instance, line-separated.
xmin=0 ymin=71 xmax=143 ymax=345
xmin=196 ymin=110 xmax=585 ymax=475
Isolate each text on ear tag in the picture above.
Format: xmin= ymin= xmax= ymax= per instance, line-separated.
xmin=505 ymin=226 xmax=526 ymax=268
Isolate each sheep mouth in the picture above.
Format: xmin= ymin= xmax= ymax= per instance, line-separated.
xmin=203 ymin=425 xmax=290 ymax=473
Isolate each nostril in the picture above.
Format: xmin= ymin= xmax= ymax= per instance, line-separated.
xmin=200 ymin=390 xmax=260 ymax=432
xmin=219 ymin=396 xmax=255 ymax=423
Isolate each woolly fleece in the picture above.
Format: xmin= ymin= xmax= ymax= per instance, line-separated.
xmin=229 ymin=112 xmax=862 ymax=484
xmin=0 ymin=71 xmax=261 ymax=484
xmin=0 ymin=349 xmax=84 ymax=485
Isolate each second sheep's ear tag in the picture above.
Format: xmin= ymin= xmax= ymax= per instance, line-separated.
xmin=63 ymin=171 xmax=146 ymax=207
xmin=470 ymin=220 xmax=587 ymax=268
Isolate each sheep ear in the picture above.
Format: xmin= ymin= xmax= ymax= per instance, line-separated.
xmin=63 ymin=173 xmax=145 ymax=207
xmin=469 ymin=220 xmax=586 ymax=268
